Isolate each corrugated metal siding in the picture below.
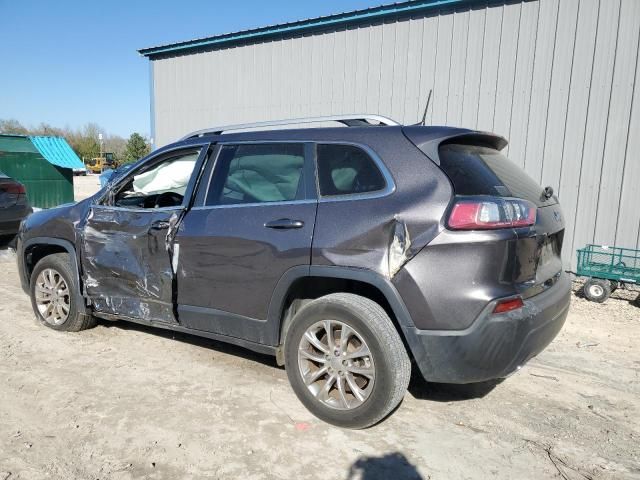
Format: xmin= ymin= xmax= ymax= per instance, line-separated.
xmin=150 ymin=0 xmax=640 ymax=268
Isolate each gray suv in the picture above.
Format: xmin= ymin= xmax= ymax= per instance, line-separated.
xmin=16 ymin=115 xmax=570 ymax=428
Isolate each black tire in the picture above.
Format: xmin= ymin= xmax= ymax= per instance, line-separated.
xmin=284 ymin=293 xmax=411 ymax=429
xmin=583 ymin=278 xmax=611 ymax=303
xmin=609 ymin=280 xmax=619 ymax=293
xmin=29 ymin=253 xmax=96 ymax=332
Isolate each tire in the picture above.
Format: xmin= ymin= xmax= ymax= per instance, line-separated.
xmin=583 ymin=278 xmax=611 ymax=303
xmin=30 ymin=253 xmax=96 ymax=332
xmin=284 ymin=293 xmax=411 ymax=429
xmin=609 ymin=280 xmax=619 ymax=293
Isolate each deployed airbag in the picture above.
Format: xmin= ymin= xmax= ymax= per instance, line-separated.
xmin=133 ymin=154 xmax=198 ymax=195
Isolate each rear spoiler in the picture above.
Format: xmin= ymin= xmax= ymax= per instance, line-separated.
xmin=402 ymin=126 xmax=508 ymax=165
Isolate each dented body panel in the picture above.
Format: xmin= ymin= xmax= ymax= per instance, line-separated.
xmin=310 ymin=127 xmax=451 ymax=278
xmin=81 ymin=206 xmax=181 ymax=323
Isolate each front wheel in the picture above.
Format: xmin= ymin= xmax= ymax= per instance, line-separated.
xmin=284 ymin=293 xmax=411 ymax=429
xmin=30 ymin=253 xmax=96 ymax=332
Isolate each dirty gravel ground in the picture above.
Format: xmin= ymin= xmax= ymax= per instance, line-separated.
xmin=0 ymin=175 xmax=638 ymax=479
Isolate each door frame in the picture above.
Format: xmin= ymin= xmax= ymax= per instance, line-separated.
xmin=95 ymin=141 xmax=213 ymax=210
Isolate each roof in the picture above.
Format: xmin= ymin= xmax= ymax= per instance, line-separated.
xmin=0 ymin=134 xmax=39 ymax=154
xmin=29 ymin=136 xmax=86 ymax=170
xmin=139 ymin=0 xmax=483 ymax=58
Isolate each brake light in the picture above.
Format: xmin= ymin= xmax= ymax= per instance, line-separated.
xmin=448 ymin=197 xmax=536 ymax=230
xmin=1 ymin=183 xmax=26 ymax=194
xmin=493 ymin=297 xmax=524 ymax=314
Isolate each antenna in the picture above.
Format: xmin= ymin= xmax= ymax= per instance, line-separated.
xmin=420 ymin=89 xmax=433 ymax=126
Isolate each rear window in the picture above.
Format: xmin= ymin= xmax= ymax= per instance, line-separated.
xmin=438 ymin=144 xmax=554 ymax=207
xmin=317 ymin=144 xmax=386 ymax=196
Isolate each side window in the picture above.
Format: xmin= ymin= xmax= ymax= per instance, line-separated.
xmin=316 ymin=144 xmax=386 ymax=196
xmin=206 ymin=143 xmax=305 ymax=206
xmin=111 ymin=150 xmax=200 ymax=209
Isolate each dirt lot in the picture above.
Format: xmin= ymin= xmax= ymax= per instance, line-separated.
xmin=74 ymin=174 xmax=102 ymax=202
xmin=0 ymin=177 xmax=638 ymax=479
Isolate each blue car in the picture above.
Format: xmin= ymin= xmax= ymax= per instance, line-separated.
xmin=99 ymin=163 xmax=136 ymax=188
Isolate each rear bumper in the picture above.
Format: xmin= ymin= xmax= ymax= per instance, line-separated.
xmin=405 ymin=271 xmax=571 ymax=383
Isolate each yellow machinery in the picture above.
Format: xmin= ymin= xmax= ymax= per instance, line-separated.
xmin=86 ymin=152 xmax=117 ymax=174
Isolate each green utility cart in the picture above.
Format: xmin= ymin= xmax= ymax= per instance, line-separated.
xmin=576 ymin=244 xmax=640 ymax=303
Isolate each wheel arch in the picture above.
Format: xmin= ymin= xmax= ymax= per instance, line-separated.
xmin=22 ymin=237 xmax=88 ymax=314
xmin=268 ymin=265 xmax=416 ymax=363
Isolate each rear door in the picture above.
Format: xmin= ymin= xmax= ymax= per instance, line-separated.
xmin=175 ymin=142 xmax=317 ymax=344
xmin=81 ymin=145 xmax=208 ymax=323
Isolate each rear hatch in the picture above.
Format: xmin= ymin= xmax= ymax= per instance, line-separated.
xmin=406 ymin=130 xmax=564 ymax=294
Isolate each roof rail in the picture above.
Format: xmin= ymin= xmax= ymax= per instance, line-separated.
xmin=180 ymin=114 xmax=400 ymax=140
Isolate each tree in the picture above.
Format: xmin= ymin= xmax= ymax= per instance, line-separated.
xmin=0 ymin=119 xmax=28 ymax=135
xmin=123 ymin=133 xmax=150 ymax=164
xmin=104 ymin=134 xmax=127 ymax=163
xmin=0 ymin=118 xmax=138 ymax=164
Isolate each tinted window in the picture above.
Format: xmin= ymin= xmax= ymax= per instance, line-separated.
xmin=438 ymin=144 xmax=555 ymax=207
xmin=317 ymin=144 xmax=386 ymax=196
xmin=207 ymin=143 xmax=305 ymax=206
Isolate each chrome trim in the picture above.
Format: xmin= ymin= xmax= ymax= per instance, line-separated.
xmin=197 ymin=140 xmax=396 ymax=207
xmin=180 ymin=114 xmax=400 ymax=140
xmin=190 ymin=199 xmax=316 ymax=211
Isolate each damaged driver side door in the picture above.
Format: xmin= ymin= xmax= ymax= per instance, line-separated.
xmin=81 ymin=146 xmax=207 ymax=324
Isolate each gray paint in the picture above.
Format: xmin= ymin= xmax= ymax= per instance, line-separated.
xmin=148 ymin=0 xmax=640 ymax=268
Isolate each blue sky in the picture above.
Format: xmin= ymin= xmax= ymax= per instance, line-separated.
xmin=0 ymin=0 xmax=379 ymax=138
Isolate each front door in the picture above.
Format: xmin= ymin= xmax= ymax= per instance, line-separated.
xmin=175 ymin=142 xmax=317 ymax=344
xmin=81 ymin=146 xmax=206 ymax=323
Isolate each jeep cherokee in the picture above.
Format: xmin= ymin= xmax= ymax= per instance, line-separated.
xmin=16 ymin=115 xmax=570 ymax=429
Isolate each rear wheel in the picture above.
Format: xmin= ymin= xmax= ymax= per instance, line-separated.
xmin=30 ymin=253 xmax=96 ymax=332
xmin=284 ymin=293 xmax=410 ymax=429
xmin=583 ymin=278 xmax=611 ymax=303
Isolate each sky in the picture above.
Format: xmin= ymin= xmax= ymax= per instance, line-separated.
xmin=0 ymin=0 xmax=380 ymax=139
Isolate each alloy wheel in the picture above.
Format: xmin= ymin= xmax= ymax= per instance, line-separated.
xmin=34 ymin=268 xmax=71 ymax=326
xmin=297 ymin=320 xmax=375 ymax=410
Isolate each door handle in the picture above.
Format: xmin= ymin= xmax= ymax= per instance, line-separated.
xmin=264 ymin=218 xmax=304 ymax=229
xmin=149 ymin=220 xmax=171 ymax=232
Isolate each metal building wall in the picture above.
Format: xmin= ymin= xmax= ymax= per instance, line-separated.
xmin=150 ymin=0 xmax=640 ymax=268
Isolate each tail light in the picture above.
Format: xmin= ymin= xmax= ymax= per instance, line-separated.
xmin=448 ymin=197 xmax=537 ymax=230
xmin=1 ymin=183 xmax=26 ymax=194
xmin=493 ymin=297 xmax=524 ymax=314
